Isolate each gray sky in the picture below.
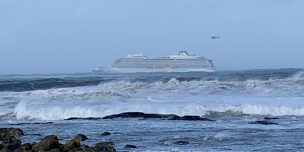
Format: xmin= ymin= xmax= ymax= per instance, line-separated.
xmin=0 ymin=0 xmax=303 ymax=74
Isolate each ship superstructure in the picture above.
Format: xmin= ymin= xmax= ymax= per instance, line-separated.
xmin=94 ymin=51 xmax=215 ymax=73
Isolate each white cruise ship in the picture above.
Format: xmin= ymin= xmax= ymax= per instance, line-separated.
xmin=93 ymin=51 xmax=215 ymax=73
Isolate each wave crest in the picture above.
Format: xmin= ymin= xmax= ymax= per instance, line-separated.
xmin=290 ymin=70 xmax=304 ymax=80
xmin=13 ymin=96 xmax=304 ymax=121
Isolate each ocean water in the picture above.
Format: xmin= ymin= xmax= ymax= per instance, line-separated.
xmin=1 ymin=69 xmax=304 ymax=151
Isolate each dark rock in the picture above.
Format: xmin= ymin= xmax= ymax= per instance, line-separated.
xmin=1 ymin=136 xmax=22 ymax=151
xmin=170 ymin=115 xmax=214 ymax=121
xmin=63 ymin=139 xmax=81 ymax=151
xmin=17 ymin=143 xmax=33 ymax=151
xmin=0 ymin=128 xmax=24 ymax=140
xmin=103 ymin=112 xmax=214 ymax=121
xmin=47 ymin=149 xmax=61 ymax=152
xmin=103 ymin=112 xmax=147 ymax=119
xmin=31 ymin=142 xmax=38 ymax=151
xmin=249 ymin=120 xmax=278 ymax=125
xmin=59 ymin=144 xmax=64 ymax=151
xmin=74 ymin=134 xmax=88 ymax=141
xmin=101 ymin=132 xmax=111 ymax=136
xmin=264 ymin=117 xmax=279 ymax=120
xmin=182 ymin=115 xmax=202 ymax=120
xmin=88 ymin=142 xmax=116 ymax=152
xmin=2 ymin=136 xmax=15 ymax=144
xmin=65 ymin=117 xmax=102 ymax=121
xmin=124 ymin=144 xmax=137 ymax=149
xmin=174 ymin=141 xmax=190 ymax=145
xmin=143 ymin=114 xmax=179 ymax=119
xmin=32 ymin=135 xmax=60 ymax=151
xmin=12 ymin=122 xmax=54 ymax=125
xmin=102 ymin=112 xmax=178 ymax=119
xmin=80 ymin=144 xmax=90 ymax=149
xmin=0 ymin=148 xmax=12 ymax=152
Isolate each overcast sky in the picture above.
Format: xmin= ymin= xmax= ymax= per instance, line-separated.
xmin=0 ymin=0 xmax=303 ymax=74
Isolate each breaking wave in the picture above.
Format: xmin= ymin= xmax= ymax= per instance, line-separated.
xmin=0 ymin=68 xmax=303 ymax=121
xmin=0 ymin=68 xmax=302 ymax=92
xmin=0 ymin=77 xmax=113 ymax=92
xmin=291 ymin=70 xmax=304 ymax=80
xmin=13 ymin=96 xmax=304 ymax=120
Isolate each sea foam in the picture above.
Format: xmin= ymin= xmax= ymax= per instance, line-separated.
xmin=13 ymin=94 xmax=304 ymax=120
xmin=8 ymin=74 xmax=304 ymax=121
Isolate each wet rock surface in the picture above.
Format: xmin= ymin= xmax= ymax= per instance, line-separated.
xmin=102 ymin=112 xmax=214 ymax=121
xmin=74 ymin=134 xmax=88 ymax=141
xmin=17 ymin=143 xmax=33 ymax=152
xmin=174 ymin=140 xmax=190 ymax=145
xmin=32 ymin=135 xmax=60 ymax=151
xmin=12 ymin=122 xmax=54 ymax=126
xmin=124 ymin=144 xmax=137 ymax=149
xmin=64 ymin=112 xmax=215 ymax=122
xmin=1 ymin=136 xmax=21 ymax=152
xmin=63 ymin=139 xmax=81 ymax=151
xmin=170 ymin=115 xmax=214 ymax=121
xmin=249 ymin=120 xmax=279 ymax=125
xmin=87 ymin=142 xmax=116 ymax=152
xmin=264 ymin=117 xmax=280 ymax=120
xmin=0 ymin=128 xmax=116 ymax=152
xmin=101 ymin=132 xmax=111 ymax=136
xmin=0 ymin=128 xmax=24 ymax=139
xmin=65 ymin=117 xmax=102 ymax=121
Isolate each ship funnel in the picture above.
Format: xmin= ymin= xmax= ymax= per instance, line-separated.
xmin=179 ymin=51 xmax=189 ymax=56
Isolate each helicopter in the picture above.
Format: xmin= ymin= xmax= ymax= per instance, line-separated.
xmin=211 ymin=36 xmax=221 ymax=39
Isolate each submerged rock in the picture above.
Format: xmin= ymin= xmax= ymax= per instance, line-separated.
xmin=12 ymin=122 xmax=54 ymax=126
xmin=65 ymin=117 xmax=102 ymax=121
xmin=103 ymin=112 xmax=214 ymax=121
xmin=180 ymin=115 xmax=204 ymax=120
xmin=0 ymin=129 xmax=23 ymax=151
xmin=17 ymin=143 xmax=33 ymax=151
xmin=46 ymin=148 xmax=61 ymax=152
xmin=32 ymin=135 xmax=60 ymax=151
xmin=88 ymin=142 xmax=116 ymax=152
xmin=264 ymin=117 xmax=280 ymax=120
xmin=1 ymin=136 xmax=22 ymax=151
xmin=249 ymin=120 xmax=278 ymax=125
xmin=103 ymin=112 xmax=177 ymax=119
xmin=170 ymin=115 xmax=214 ymax=121
xmin=124 ymin=144 xmax=137 ymax=149
xmin=75 ymin=134 xmax=89 ymax=141
xmin=0 ymin=133 xmax=119 ymax=152
xmin=103 ymin=112 xmax=148 ymax=119
xmin=174 ymin=141 xmax=190 ymax=145
xmin=80 ymin=144 xmax=90 ymax=150
xmin=63 ymin=139 xmax=81 ymax=151
xmin=101 ymin=132 xmax=111 ymax=136
xmin=0 ymin=128 xmax=24 ymax=139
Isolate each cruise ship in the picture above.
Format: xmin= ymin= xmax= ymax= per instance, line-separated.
xmin=94 ymin=51 xmax=215 ymax=73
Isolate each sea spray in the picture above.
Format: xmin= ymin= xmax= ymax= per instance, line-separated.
xmin=13 ymin=95 xmax=304 ymax=120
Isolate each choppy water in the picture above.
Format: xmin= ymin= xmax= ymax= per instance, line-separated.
xmin=1 ymin=69 xmax=304 ymax=151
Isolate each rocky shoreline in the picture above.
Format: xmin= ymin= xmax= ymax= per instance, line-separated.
xmin=0 ymin=112 xmax=215 ymax=152
xmin=0 ymin=112 xmax=280 ymax=151
xmin=0 ymin=128 xmax=119 ymax=152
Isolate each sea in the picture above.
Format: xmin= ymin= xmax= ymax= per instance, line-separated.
xmin=1 ymin=69 xmax=304 ymax=152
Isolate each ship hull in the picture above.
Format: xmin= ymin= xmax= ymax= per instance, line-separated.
xmin=93 ymin=67 xmax=215 ymax=73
